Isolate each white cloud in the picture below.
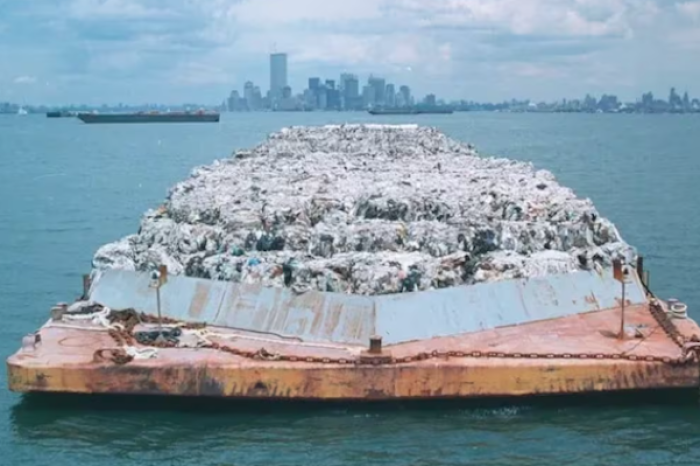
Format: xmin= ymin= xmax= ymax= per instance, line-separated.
xmin=677 ymin=1 xmax=700 ymax=21
xmin=13 ymin=76 xmax=37 ymax=84
xmin=89 ymin=50 xmax=143 ymax=72
xmin=0 ymin=0 xmax=699 ymax=103
xmin=228 ymin=0 xmax=385 ymax=25
xmin=68 ymin=0 xmax=171 ymax=19
xmin=390 ymin=0 xmax=638 ymax=37
xmin=506 ymin=62 xmax=569 ymax=79
xmin=171 ymin=60 xmax=233 ymax=86
xmin=667 ymin=28 xmax=700 ymax=50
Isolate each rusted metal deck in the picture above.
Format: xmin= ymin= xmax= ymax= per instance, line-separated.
xmin=7 ymin=263 xmax=700 ymax=400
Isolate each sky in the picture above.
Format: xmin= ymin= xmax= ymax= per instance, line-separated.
xmin=1 ymin=0 xmax=699 ymax=105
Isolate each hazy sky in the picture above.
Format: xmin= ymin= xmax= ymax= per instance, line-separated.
xmin=1 ymin=0 xmax=699 ymax=105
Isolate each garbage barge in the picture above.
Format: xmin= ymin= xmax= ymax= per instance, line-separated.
xmin=76 ymin=111 xmax=220 ymax=124
xmin=6 ymin=124 xmax=700 ymax=400
xmin=6 ymin=261 xmax=700 ymax=400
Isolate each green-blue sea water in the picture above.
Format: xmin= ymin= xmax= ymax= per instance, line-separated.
xmin=2 ymin=112 xmax=700 ymax=465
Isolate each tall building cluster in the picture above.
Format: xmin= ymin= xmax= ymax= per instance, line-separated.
xmin=225 ymin=53 xmax=418 ymax=112
xmin=219 ymin=52 xmax=700 ymax=114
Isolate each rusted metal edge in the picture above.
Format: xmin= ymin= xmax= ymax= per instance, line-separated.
xmin=8 ymin=357 xmax=698 ymax=399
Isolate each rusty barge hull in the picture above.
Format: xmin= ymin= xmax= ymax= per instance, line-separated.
xmin=7 ymin=264 xmax=700 ymax=400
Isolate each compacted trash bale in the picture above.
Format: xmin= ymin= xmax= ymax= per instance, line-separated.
xmin=92 ymin=124 xmax=636 ymax=295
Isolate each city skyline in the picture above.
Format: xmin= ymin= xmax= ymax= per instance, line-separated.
xmin=2 ymin=52 xmax=699 ymax=114
xmin=2 ymin=1 xmax=700 ymax=105
xmin=226 ymin=55 xmax=423 ymax=112
xmin=219 ymin=52 xmax=700 ymax=114
xmin=4 ymin=83 xmax=699 ymax=115
xmin=2 ymin=48 xmax=699 ymax=114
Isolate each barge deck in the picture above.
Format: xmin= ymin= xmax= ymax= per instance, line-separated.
xmin=7 ymin=261 xmax=700 ymax=400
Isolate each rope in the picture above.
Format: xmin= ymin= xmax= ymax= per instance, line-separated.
xmin=49 ymin=307 xmax=125 ymax=332
xmin=43 ymin=323 xmax=112 ymax=333
xmin=177 ymin=327 xmax=351 ymax=350
xmin=181 ymin=328 xmax=216 ymax=347
xmin=124 ymin=346 xmax=158 ymax=360
xmin=58 ymin=306 xmax=160 ymax=361
xmin=63 ymin=307 xmax=113 ymax=327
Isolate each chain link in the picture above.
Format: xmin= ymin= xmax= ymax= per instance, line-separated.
xmin=649 ymin=299 xmax=692 ymax=348
xmin=98 ymin=304 xmax=696 ymax=367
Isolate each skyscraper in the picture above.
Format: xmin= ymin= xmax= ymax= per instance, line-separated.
xmin=362 ymin=84 xmax=376 ymax=108
xmin=244 ymin=81 xmax=255 ymax=111
xmin=308 ymin=77 xmax=321 ymax=91
xmin=368 ymin=76 xmax=386 ymax=105
xmin=269 ymin=53 xmax=288 ymax=106
xmin=399 ymin=85 xmax=411 ymax=107
xmin=340 ymin=73 xmax=359 ymax=110
xmin=385 ymin=83 xmax=396 ymax=107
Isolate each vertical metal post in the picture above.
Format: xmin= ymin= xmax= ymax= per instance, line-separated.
xmin=150 ymin=265 xmax=168 ymax=335
xmin=158 ymin=265 xmax=168 ymax=333
xmin=156 ymin=285 xmax=162 ymax=332
xmin=619 ymin=279 xmax=626 ymax=339
xmin=613 ymin=258 xmax=627 ymax=340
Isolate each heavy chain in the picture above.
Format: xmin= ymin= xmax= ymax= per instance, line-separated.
xmin=649 ymin=299 xmax=691 ymax=348
xmin=99 ymin=304 xmax=696 ymax=367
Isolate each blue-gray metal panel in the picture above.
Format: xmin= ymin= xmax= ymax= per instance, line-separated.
xmin=89 ymin=269 xmax=376 ymax=345
xmin=213 ymin=284 xmax=375 ymax=345
xmin=89 ymin=269 xmax=226 ymax=324
xmin=89 ymin=267 xmax=647 ymax=345
xmin=374 ymin=269 xmax=647 ymax=345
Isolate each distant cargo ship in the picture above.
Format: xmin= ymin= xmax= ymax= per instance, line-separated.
xmin=47 ymin=111 xmax=76 ymax=118
xmin=77 ymin=111 xmax=220 ymax=124
xmin=368 ymin=107 xmax=454 ymax=115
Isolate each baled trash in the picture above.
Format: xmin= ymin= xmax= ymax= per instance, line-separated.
xmin=92 ymin=124 xmax=636 ymax=295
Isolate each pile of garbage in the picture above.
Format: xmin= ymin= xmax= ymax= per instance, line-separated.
xmin=92 ymin=124 xmax=636 ymax=295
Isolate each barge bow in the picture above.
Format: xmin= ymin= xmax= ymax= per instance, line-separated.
xmin=7 ymin=262 xmax=700 ymax=400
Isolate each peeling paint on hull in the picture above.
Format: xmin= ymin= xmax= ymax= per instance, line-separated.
xmin=8 ymin=358 xmax=699 ymax=400
xmin=7 ymin=266 xmax=700 ymax=401
xmin=7 ymin=300 xmax=700 ymax=400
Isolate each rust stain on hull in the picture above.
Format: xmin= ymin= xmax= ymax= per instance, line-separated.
xmin=7 ymin=267 xmax=700 ymax=402
xmin=8 ymin=301 xmax=700 ymax=400
xmin=8 ymin=359 xmax=699 ymax=399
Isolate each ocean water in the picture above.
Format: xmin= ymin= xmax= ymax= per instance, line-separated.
xmin=1 ymin=112 xmax=700 ymax=465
